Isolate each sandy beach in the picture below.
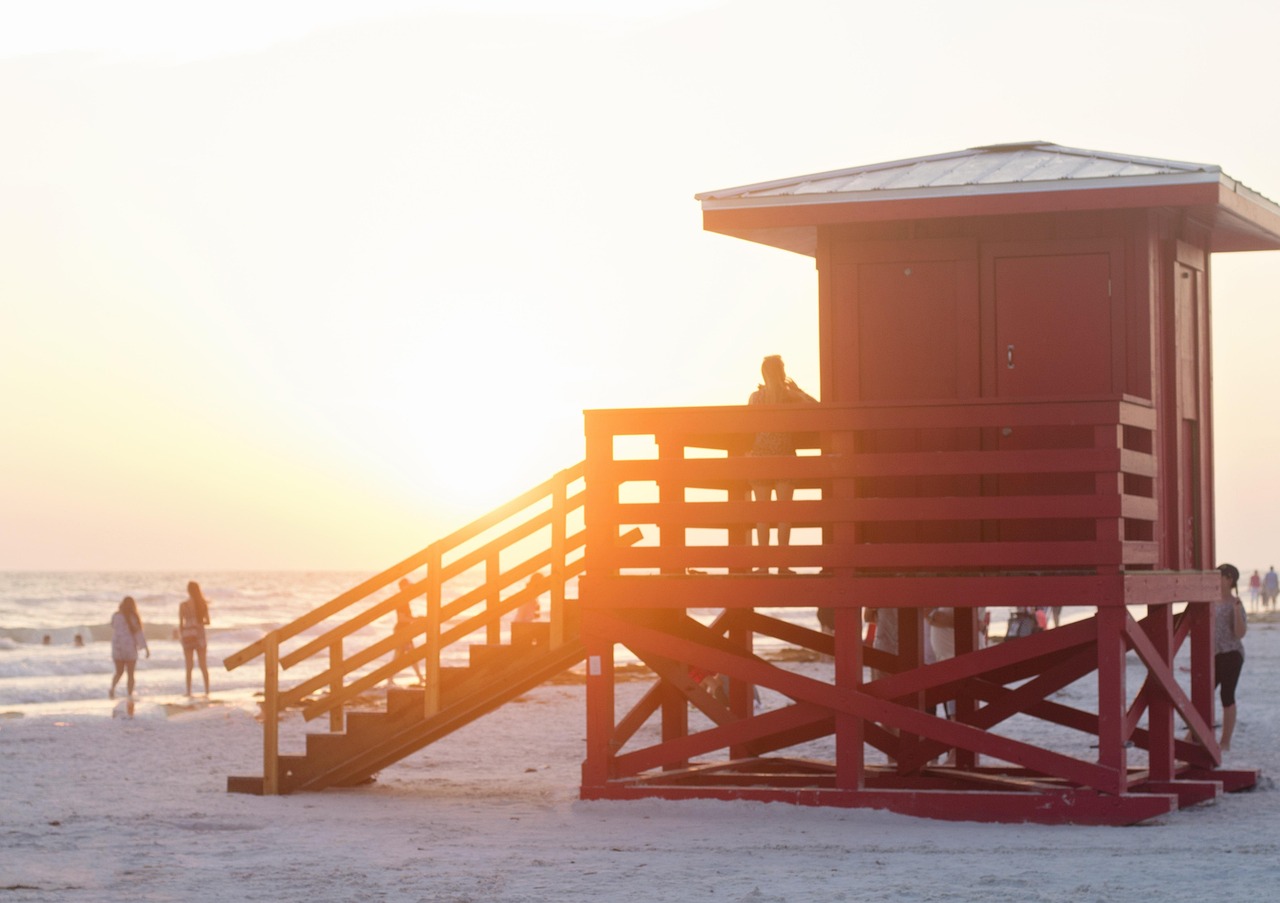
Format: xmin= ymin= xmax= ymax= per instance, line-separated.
xmin=1 ymin=610 xmax=1278 ymax=902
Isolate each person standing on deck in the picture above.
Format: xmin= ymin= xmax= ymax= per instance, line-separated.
xmin=746 ymin=355 xmax=816 ymax=571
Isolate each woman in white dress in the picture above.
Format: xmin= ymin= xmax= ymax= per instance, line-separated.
xmin=109 ymin=596 xmax=149 ymax=698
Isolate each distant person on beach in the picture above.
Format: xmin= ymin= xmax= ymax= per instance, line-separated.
xmin=109 ymin=596 xmax=149 ymax=698
xmin=1248 ymin=570 xmax=1261 ymax=607
xmin=513 ymin=574 xmax=544 ymax=623
xmin=387 ymin=578 xmax=424 ymax=687
xmin=179 ymin=581 xmax=211 ymax=696
xmin=1264 ymin=566 xmax=1279 ymax=610
xmin=746 ymin=354 xmax=817 ymax=570
xmin=1214 ymin=563 xmax=1248 ymax=752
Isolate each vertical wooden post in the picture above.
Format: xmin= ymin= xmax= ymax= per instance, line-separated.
xmin=834 ymin=604 xmax=864 ymax=790
xmin=656 ymin=435 xmax=684 ymax=577
xmin=328 ymin=637 xmax=344 ymax=733
xmin=424 ymin=543 xmax=442 ymax=718
xmin=953 ymin=605 xmax=978 ymax=769
xmin=1189 ymin=598 xmax=1215 ymax=754
xmin=262 ymin=633 xmax=280 ymax=796
xmin=1096 ymin=605 xmax=1128 ymax=794
xmin=661 ymin=675 xmax=690 ymax=771
xmin=895 ymin=606 xmax=925 ymax=771
xmin=551 ymin=472 xmax=568 ymax=647
xmin=486 ymin=550 xmax=501 ymax=646
xmin=1145 ymin=602 xmax=1175 ymax=781
xmin=582 ymin=619 xmax=616 ymax=790
xmin=581 ymin=416 xmax=616 ymax=792
xmin=728 ymin=609 xmax=752 ymax=760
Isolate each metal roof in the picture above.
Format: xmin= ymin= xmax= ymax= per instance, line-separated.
xmin=697 ymin=142 xmax=1280 ymax=255
xmin=696 ymin=142 xmax=1221 ymax=203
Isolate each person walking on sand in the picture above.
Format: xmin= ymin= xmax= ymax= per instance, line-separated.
xmin=746 ymin=354 xmax=817 ymax=571
xmin=1214 ymin=564 xmax=1248 ymax=752
xmin=1248 ymin=570 xmax=1261 ymax=608
xmin=386 ymin=578 xmax=424 ymax=687
xmin=179 ymin=581 xmax=211 ymax=696
xmin=109 ymin=596 xmax=149 ymax=698
xmin=1263 ymin=566 xmax=1279 ymax=610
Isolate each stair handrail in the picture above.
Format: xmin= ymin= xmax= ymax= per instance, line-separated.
xmin=225 ymin=461 xmax=585 ymax=672
xmin=225 ymin=462 xmax=589 ymax=732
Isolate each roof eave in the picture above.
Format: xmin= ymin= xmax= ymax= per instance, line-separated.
xmin=701 ymin=173 xmax=1280 ymax=256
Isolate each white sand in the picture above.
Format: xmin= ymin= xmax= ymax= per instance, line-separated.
xmin=4 ymin=620 xmax=1280 ymax=902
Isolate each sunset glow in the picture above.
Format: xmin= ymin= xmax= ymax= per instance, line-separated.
xmin=3 ymin=0 xmax=1279 ymax=571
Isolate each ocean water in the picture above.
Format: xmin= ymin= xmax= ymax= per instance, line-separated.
xmin=1 ymin=571 xmax=1086 ymax=719
xmin=0 ymin=571 xmax=407 ymax=716
xmin=0 ymin=570 xmax=829 ymax=717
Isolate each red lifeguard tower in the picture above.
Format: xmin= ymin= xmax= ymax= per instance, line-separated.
xmin=576 ymin=142 xmax=1280 ymax=823
xmin=227 ymin=142 xmax=1279 ymax=825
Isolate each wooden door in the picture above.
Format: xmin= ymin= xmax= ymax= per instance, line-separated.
xmin=993 ymin=251 xmax=1113 ymax=399
xmin=984 ymin=243 xmax=1120 ymax=541
xmin=828 ymin=240 xmax=980 ymax=544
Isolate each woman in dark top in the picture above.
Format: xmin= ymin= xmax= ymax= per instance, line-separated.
xmin=178 ymin=581 xmax=211 ymax=696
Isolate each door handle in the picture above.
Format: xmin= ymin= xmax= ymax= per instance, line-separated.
xmin=1006 ymin=344 xmax=1015 ymax=369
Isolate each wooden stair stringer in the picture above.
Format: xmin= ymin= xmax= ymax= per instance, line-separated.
xmin=289 ymin=639 xmax=586 ymax=792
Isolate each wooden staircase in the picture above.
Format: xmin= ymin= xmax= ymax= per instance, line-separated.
xmin=225 ymin=462 xmax=636 ymax=795
xmin=229 ymin=621 xmax=583 ymax=794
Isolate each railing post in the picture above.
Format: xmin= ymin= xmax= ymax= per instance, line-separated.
xmin=424 ymin=543 xmax=442 ymax=717
xmin=262 ymin=633 xmax=280 ymax=795
xmin=328 ymin=638 xmax=344 ymax=733
xmin=486 ymin=550 xmax=501 ymax=645
xmin=1095 ymin=422 xmax=1124 ymax=570
xmin=551 ymin=472 xmax=567 ymax=647
xmin=656 ymin=436 xmax=684 ymax=576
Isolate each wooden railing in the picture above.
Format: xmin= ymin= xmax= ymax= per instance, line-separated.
xmin=583 ymin=397 xmax=1161 ymax=608
xmin=224 ymin=462 xmax=589 ymax=794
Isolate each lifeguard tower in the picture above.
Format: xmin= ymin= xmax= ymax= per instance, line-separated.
xmin=228 ymin=142 xmax=1280 ymax=825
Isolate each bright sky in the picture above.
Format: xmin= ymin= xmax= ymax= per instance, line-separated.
xmin=3 ymin=0 xmax=1279 ymax=571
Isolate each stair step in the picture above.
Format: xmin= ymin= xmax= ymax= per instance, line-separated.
xmin=306 ymin=730 xmax=351 ymax=758
xmin=227 ymin=775 xmax=265 ymax=795
xmin=510 ymin=620 xmax=551 ymax=648
xmin=346 ymin=710 xmax=401 ymax=738
xmin=469 ymin=643 xmax=521 ymax=671
xmin=278 ymin=755 xmax=309 ymax=786
xmin=261 ymin=639 xmax=585 ymax=793
xmin=386 ymin=667 xmax=470 ymax=716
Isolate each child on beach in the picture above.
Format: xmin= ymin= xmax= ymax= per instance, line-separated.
xmin=1215 ymin=563 xmax=1248 ymax=752
xmin=179 ymin=581 xmax=212 ymax=696
xmin=109 ymin=596 xmax=149 ymax=698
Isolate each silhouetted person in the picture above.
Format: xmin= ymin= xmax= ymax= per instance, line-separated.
xmin=747 ymin=355 xmax=816 ymax=570
xmin=387 ymin=578 xmax=424 ymax=686
xmin=179 ymin=581 xmax=211 ymax=696
xmin=109 ymin=596 xmax=149 ymax=698
xmin=514 ymin=574 xmax=544 ymax=623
